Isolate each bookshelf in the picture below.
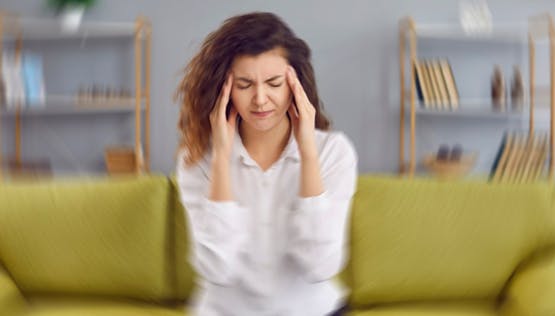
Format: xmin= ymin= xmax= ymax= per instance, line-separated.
xmin=398 ymin=13 xmax=555 ymax=181
xmin=0 ymin=12 xmax=151 ymax=179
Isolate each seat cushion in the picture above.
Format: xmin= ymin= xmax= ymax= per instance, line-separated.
xmin=26 ymin=295 xmax=189 ymax=316
xmin=348 ymin=300 xmax=498 ymax=316
xmin=349 ymin=176 xmax=555 ymax=307
xmin=0 ymin=175 xmax=177 ymax=301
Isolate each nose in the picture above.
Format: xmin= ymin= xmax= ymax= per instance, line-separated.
xmin=253 ymin=85 xmax=268 ymax=107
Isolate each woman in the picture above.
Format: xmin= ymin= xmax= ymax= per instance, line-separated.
xmin=175 ymin=12 xmax=357 ymax=316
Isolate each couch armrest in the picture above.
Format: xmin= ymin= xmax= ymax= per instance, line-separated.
xmin=500 ymin=248 xmax=555 ymax=316
xmin=0 ymin=264 xmax=27 ymax=315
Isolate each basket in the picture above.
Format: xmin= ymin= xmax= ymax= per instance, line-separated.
xmin=423 ymin=153 xmax=478 ymax=179
xmin=104 ymin=147 xmax=137 ymax=175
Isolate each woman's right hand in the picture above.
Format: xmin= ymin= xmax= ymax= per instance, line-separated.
xmin=210 ymin=74 xmax=238 ymax=160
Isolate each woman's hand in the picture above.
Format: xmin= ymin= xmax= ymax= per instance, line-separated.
xmin=286 ymin=66 xmax=318 ymax=160
xmin=286 ymin=66 xmax=323 ymax=197
xmin=210 ymin=74 xmax=238 ymax=160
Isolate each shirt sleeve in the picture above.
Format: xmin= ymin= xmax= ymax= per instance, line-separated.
xmin=175 ymin=152 xmax=248 ymax=286
xmin=287 ymin=133 xmax=358 ymax=283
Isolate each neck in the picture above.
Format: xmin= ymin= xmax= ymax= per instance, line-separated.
xmin=239 ymin=117 xmax=291 ymax=169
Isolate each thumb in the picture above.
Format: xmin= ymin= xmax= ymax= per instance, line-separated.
xmin=228 ymin=107 xmax=238 ymax=128
xmin=288 ymin=102 xmax=299 ymax=123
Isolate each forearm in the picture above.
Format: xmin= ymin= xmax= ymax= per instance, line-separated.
xmin=299 ymin=144 xmax=324 ymax=198
xmin=209 ymin=154 xmax=233 ymax=201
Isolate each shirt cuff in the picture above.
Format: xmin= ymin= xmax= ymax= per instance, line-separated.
xmin=294 ymin=191 xmax=329 ymax=213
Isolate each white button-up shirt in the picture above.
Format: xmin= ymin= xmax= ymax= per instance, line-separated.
xmin=176 ymin=128 xmax=358 ymax=316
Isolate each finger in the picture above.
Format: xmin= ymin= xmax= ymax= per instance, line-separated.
xmin=218 ymin=74 xmax=233 ymax=118
xmin=228 ymin=106 xmax=238 ymax=129
xmin=287 ymin=102 xmax=299 ymax=121
xmin=228 ymin=106 xmax=238 ymax=122
xmin=287 ymin=66 xmax=311 ymax=108
xmin=286 ymin=67 xmax=305 ymax=108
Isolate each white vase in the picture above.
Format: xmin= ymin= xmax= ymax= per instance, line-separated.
xmin=59 ymin=5 xmax=85 ymax=33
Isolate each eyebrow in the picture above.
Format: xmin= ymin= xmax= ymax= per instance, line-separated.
xmin=236 ymin=75 xmax=283 ymax=84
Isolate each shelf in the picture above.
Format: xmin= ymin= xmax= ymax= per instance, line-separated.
xmin=413 ymin=23 xmax=528 ymax=42
xmin=402 ymin=96 xmax=527 ymax=119
xmin=411 ymin=106 xmax=524 ymax=120
xmin=0 ymin=95 xmax=145 ymax=117
xmin=0 ymin=17 xmax=138 ymax=41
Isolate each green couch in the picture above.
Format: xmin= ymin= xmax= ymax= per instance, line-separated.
xmin=0 ymin=175 xmax=554 ymax=315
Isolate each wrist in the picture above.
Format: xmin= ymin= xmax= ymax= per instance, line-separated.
xmin=211 ymin=153 xmax=230 ymax=169
xmin=299 ymin=143 xmax=318 ymax=161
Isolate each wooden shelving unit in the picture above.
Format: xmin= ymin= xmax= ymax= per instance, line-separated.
xmin=399 ymin=13 xmax=555 ymax=180
xmin=0 ymin=12 xmax=151 ymax=179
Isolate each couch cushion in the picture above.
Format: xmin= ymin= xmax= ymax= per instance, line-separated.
xmin=0 ymin=175 xmax=176 ymax=301
xmin=348 ymin=300 xmax=497 ymax=316
xmin=169 ymin=177 xmax=196 ymax=301
xmin=26 ymin=295 xmax=189 ymax=316
xmin=349 ymin=176 xmax=555 ymax=307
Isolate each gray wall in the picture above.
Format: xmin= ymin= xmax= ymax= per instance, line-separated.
xmin=1 ymin=0 xmax=555 ymax=176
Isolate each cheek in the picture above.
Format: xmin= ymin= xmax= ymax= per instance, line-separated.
xmin=271 ymin=87 xmax=292 ymax=110
xmin=230 ymin=90 xmax=249 ymax=112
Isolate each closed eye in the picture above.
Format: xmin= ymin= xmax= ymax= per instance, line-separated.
xmin=268 ymin=82 xmax=283 ymax=88
xmin=237 ymin=84 xmax=251 ymax=90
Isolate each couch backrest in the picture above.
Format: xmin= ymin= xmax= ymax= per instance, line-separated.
xmin=0 ymin=175 xmax=195 ymax=302
xmin=348 ymin=175 xmax=555 ymax=309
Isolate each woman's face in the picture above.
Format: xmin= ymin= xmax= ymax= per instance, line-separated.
xmin=230 ymin=47 xmax=292 ymax=133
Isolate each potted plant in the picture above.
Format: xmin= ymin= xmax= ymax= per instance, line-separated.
xmin=47 ymin=0 xmax=97 ymax=32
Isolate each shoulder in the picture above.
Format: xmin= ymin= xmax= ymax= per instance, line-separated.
xmin=175 ymin=147 xmax=213 ymax=182
xmin=314 ymin=129 xmax=358 ymax=169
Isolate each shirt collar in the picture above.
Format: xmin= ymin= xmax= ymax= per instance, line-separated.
xmin=233 ymin=121 xmax=300 ymax=167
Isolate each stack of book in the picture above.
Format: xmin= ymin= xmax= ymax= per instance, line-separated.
xmin=490 ymin=131 xmax=549 ymax=183
xmin=1 ymin=50 xmax=45 ymax=109
xmin=414 ymin=59 xmax=459 ymax=110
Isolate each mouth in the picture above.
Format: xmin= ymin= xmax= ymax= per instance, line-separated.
xmin=251 ymin=110 xmax=274 ymax=118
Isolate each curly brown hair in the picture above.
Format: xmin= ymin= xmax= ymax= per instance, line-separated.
xmin=175 ymin=12 xmax=331 ymax=166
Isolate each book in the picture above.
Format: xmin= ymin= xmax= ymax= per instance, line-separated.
xmin=431 ymin=60 xmax=449 ymax=109
xmin=420 ymin=60 xmax=435 ymax=108
xmin=414 ymin=61 xmax=430 ymax=108
xmin=531 ymin=135 xmax=549 ymax=181
xmin=491 ymin=132 xmax=513 ymax=182
xmin=2 ymin=51 xmax=26 ymax=108
xmin=425 ymin=60 xmax=440 ymax=109
xmin=439 ymin=59 xmax=459 ymax=110
xmin=512 ymin=135 xmax=534 ymax=183
xmin=22 ymin=51 xmax=46 ymax=107
xmin=490 ymin=131 xmax=508 ymax=180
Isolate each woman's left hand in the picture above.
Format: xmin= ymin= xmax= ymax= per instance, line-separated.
xmin=286 ymin=66 xmax=318 ymax=159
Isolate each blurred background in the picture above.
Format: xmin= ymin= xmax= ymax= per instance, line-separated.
xmin=1 ymin=0 xmax=555 ymax=179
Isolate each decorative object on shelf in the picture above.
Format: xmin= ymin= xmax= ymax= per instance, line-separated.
xmin=459 ymin=0 xmax=493 ymax=36
xmin=76 ymin=84 xmax=132 ymax=106
xmin=491 ymin=65 xmax=506 ymax=111
xmin=436 ymin=144 xmax=450 ymax=161
xmin=490 ymin=131 xmax=548 ymax=183
xmin=510 ymin=65 xmax=524 ymax=112
xmin=47 ymin=0 xmax=97 ymax=33
xmin=424 ymin=144 xmax=478 ymax=179
xmin=450 ymin=144 xmax=463 ymax=161
xmin=104 ymin=146 xmax=139 ymax=175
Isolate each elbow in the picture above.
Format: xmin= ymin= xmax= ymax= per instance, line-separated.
xmin=291 ymin=242 xmax=346 ymax=283
xmin=192 ymin=243 xmax=240 ymax=286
